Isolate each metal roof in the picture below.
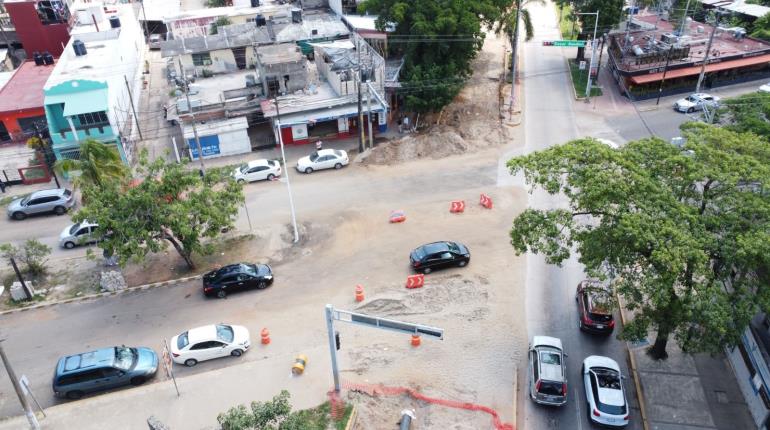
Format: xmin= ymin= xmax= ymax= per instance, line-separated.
xmin=0 ymin=61 xmax=56 ymax=113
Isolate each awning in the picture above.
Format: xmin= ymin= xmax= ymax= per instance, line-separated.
xmin=61 ymin=91 xmax=108 ymax=117
xmin=630 ymin=54 xmax=770 ymax=85
xmin=276 ymin=101 xmax=386 ymax=126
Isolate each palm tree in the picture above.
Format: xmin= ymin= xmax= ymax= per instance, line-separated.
xmin=494 ymin=0 xmax=544 ymax=44
xmin=54 ymin=138 xmax=128 ymax=189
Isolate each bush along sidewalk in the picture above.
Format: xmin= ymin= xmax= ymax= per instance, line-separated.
xmin=567 ymin=59 xmax=603 ymax=98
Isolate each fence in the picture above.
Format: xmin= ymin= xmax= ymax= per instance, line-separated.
xmin=1 ymin=164 xmax=51 ymax=186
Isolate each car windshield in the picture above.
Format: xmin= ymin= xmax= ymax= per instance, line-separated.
xmin=216 ymin=325 xmax=234 ymax=343
xmin=688 ymin=95 xmax=698 ymax=102
xmin=334 ymin=150 xmax=343 ymax=157
xmin=63 ymin=190 xmax=71 ymax=197
xmin=114 ymin=347 xmax=135 ymax=371
xmin=540 ymin=351 xmax=561 ymax=365
xmin=20 ymin=196 xmax=30 ymax=205
xmin=238 ymin=163 xmax=249 ymax=173
xmin=177 ymin=332 xmax=189 ymax=349
xmin=69 ymin=223 xmax=82 ymax=235
xmin=309 ymin=152 xmax=319 ymax=162
xmin=446 ymin=242 xmax=460 ymax=253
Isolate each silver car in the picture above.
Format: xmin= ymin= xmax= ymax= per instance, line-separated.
xmin=59 ymin=221 xmax=99 ymax=249
xmin=528 ymin=336 xmax=568 ymax=406
xmin=7 ymin=188 xmax=75 ymax=220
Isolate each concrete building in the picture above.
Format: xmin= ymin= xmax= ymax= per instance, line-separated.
xmin=727 ymin=315 xmax=770 ymax=429
xmin=256 ymin=43 xmax=308 ymax=97
xmin=163 ymin=2 xmax=293 ymax=39
xmin=43 ymin=2 xmax=143 ymax=164
xmin=0 ymin=60 xmax=55 ymax=145
xmin=4 ymin=0 xmax=75 ymax=58
xmin=607 ymin=14 xmax=770 ymax=100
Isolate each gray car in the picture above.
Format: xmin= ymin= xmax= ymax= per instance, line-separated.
xmin=7 ymin=188 xmax=75 ymax=220
xmin=59 ymin=221 xmax=99 ymax=249
xmin=52 ymin=346 xmax=158 ymax=400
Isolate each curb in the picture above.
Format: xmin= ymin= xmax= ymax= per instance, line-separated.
xmin=615 ymin=293 xmax=651 ymax=430
xmin=0 ymin=274 xmax=202 ymax=316
xmin=565 ymin=57 xmax=585 ymax=101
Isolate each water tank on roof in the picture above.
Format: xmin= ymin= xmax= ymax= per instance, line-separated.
xmin=43 ymin=52 xmax=54 ymax=65
xmin=256 ymin=14 xmax=266 ymax=26
xmin=73 ymin=40 xmax=87 ymax=56
xmin=632 ymin=45 xmax=644 ymax=56
xmin=109 ymin=16 xmax=121 ymax=29
xmin=292 ymin=8 xmax=302 ymax=23
xmin=33 ymin=52 xmax=44 ymax=66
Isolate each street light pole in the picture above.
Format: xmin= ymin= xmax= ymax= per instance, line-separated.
xmin=177 ymin=56 xmax=205 ymax=175
xmin=695 ymin=12 xmax=722 ymax=93
xmin=509 ymin=0 xmax=521 ymax=114
xmin=273 ymin=97 xmax=299 ymax=244
xmin=578 ymin=12 xmax=599 ymax=103
xmin=0 ymin=340 xmax=40 ymax=430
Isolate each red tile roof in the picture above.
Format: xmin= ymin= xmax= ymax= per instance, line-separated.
xmin=0 ymin=60 xmax=56 ymax=113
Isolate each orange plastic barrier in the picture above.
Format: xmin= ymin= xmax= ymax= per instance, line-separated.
xmin=389 ymin=210 xmax=406 ymax=223
xmin=411 ymin=334 xmax=421 ymax=347
xmin=260 ymin=328 xmax=271 ymax=345
xmin=355 ymin=284 xmax=365 ymax=302
xmin=450 ymin=201 xmax=465 ymax=213
xmin=406 ymin=274 xmax=425 ymax=289
xmin=480 ymin=193 xmax=493 ymax=209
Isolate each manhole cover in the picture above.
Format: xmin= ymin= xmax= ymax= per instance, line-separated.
xmin=715 ymin=390 xmax=728 ymax=404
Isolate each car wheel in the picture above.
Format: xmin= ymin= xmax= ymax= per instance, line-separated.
xmin=267 ymin=174 xmax=275 ymax=181
xmin=130 ymin=376 xmax=146 ymax=386
xmin=12 ymin=212 xmax=26 ymax=220
xmin=457 ymin=260 xmax=467 ymax=267
xmin=305 ymin=167 xmax=313 ymax=174
xmin=64 ymin=241 xmax=76 ymax=249
xmin=334 ymin=163 xmax=342 ymax=170
xmin=53 ymin=206 xmax=66 ymax=215
xmin=66 ymin=390 xmax=84 ymax=400
xmin=231 ymin=349 xmax=243 ymax=357
xmin=184 ymin=358 xmax=198 ymax=367
xmin=687 ymin=107 xmax=695 ymax=113
xmin=423 ymin=267 xmax=432 ymax=274
xmin=257 ymin=281 xmax=268 ymax=289
xmin=216 ymin=290 xmax=226 ymax=299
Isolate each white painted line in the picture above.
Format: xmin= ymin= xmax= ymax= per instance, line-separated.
xmin=575 ymin=386 xmax=583 ymax=430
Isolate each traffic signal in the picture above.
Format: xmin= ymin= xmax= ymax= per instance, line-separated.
xmin=335 ymin=331 xmax=340 ymax=350
xmin=542 ymin=41 xmax=554 ymax=46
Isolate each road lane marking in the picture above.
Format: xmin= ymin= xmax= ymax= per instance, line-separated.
xmin=574 ymin=386 xmax=583 ymax=430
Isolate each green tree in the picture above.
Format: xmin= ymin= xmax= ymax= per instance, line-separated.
xmin=573 ymin=0 xmax=624 ymax=60
xmin=752 ymin=12 xmax=770 ymax=40
xmin=74 ymin=153 xmax=243 ymax=270
xmin=217 ymin=390 xmax=292 ymax=430
xmin=507 ymin=124 xmax=770 ymax=359
xmin=210 ymin=16 xmax=232 ymax=35
xmin=494 ymin=0 xmax=545 ymax=43
xmin=359 ymin=0 xmax=509 ymax=112
xmin=719 ymin=92 xmax=770 ymax=140
xmin=0 ymin=240 xmax=51 ymax=276
xmin=205 ymin=0 xmax=228 ymax=7
xmin=54 ymin=138 xmax=128 ymax=190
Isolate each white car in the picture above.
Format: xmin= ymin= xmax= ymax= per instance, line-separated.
xmin=759 ymin=82 xmax=770 ymax=93
xmin=296 ymin=149 xmax=349 ymax=174
xmin=673 ymin=93 xmax=720 ymax=113
xmin=233 ymin=159 xmax=281 ymax=183
xmin=170 ymin=324 xmax=250 ymax=367
xmin=582 ymin=356 xmax=630 ymax=427
xmin=59 ymin=220 xmax=99 ymax=249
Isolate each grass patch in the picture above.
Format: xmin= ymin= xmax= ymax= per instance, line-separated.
xmin=568 ymin=59 xmax=603 ymax=98
xmin=556 ymin=3 xmax=579 ymax=40
xmin=4 ymin=292 xmax=46 ymax=308
xmin=0 ymin=194 xmax=22 ymax=208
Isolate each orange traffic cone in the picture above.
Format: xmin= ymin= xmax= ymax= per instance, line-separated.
xmin=261 ymin=328 xmax=271 ymax=345
xmin=355 ymin=284 xmax=365 ymax=302
xmin=411 ymin=334 xmax=421 ymax=347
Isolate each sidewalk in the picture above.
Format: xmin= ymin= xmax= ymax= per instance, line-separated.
xmin=0 ymin=345 xmax=332 ymax=430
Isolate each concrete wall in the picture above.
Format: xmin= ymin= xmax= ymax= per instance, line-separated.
xmin=727 ymin=329 xmax=770 ymax=429
xmin=181 ymin=48 xmax=257 ymax=75
xmin=6 ymin=1 xmax=70 ymax=58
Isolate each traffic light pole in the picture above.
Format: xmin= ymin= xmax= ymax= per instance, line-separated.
xmin=325 ymin=305 xmax=341 ymax=393
xmin=577 ymin=11 xmax=599 ymax=103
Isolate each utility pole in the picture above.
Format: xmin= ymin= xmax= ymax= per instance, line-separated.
xmin=273 ymin=97 xmax=299 ymax=243
xmin=325 ymin=305 xmax=341 ymax=393
xmin=139 ymin=0 xmax=150 ymax=40
xmin=579 ymin=12 xmax=599 ymax=103
xmin=177 ymin=57 xmax=205 ymax=174
xmin=366 ymin=83 xmax=374 ymax=150
xmin=0 ymin=340 xmax=40 ymax=430
xmin=9 ymin=256 xmax=32 ymax=299
xmin=656 ymin=44 xmax=675 ymax=105
xmin=695 ymin=12 xmax=722 ymax=93
xmin=356 ymin=35 xmax=365 ymax=153
xmin=679 ymin=0 xmax=692 ymax=36
xmin=509 ymin=0 xmax=521 ymax=114
xmin=123 ymin=75 xmax=143 ymax=140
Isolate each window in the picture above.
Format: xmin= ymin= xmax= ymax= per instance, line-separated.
xmin=0 ymin=121 xmax=10 ymax=142
xmin=192 ymin=53 xmax=212 ymax=66
xmin=216 ymin=325 xmax=234 ymax=343
xmin=177 ymin=332 xmax=189 ymax=349
xmin=190 ymin=342 xmax=210 ymax=350
xmin=76 ymin=112 xmax=108 ymax=127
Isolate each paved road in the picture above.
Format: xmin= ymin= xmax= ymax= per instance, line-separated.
xmin=517 ymin=2 xmax=643 ymax=430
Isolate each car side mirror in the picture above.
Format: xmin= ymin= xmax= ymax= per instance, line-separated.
xmin=563 ymin=353 xmax=569 ymax=357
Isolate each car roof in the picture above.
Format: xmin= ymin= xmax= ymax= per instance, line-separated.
xmin=584 ymin=355 xmax=621 ymax=372
xmin=187 ymin=325 xmax=218 ymax=344
xmin=212 ymin=263 xmax=252 ymax=276
xmin=533 ymin=336 xmax=563 ymax=351
xmin=61 ymin=347 xmax=115 ymax=373
xmin=246 ymin=159 xmax=271 ymax=167
xmin=538 ymin=354 xmax=565 ymax=382
xmin=69 ymin=220 xmax=98 ymax=228
xmin=30 ymin=188 xmax=67 ymax=198
xmin=420 ymin=241 xmax=451 ymax=254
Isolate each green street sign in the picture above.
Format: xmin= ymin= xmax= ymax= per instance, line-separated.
xmin=543 ymin=40 xmax=586 ymax=47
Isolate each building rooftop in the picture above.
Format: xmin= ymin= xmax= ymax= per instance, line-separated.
xmin=182 ymin=69 xmax=259 ymax=108
xmin=161 ymin=26 xmax=274 ymax=57
xmin=0 ymin=60 xmax=56 ymax=112
xmin=342 ymin=14 xmax=377 ymax=31
xmin=0 ymin=71 xmax=14 ymax=92
xmin=137 ymin=0 xmax=182 ymax=22
xmin=257 ymin=43 xmax=304 ymax=65
xmin=162 ymin=1 xmax=287 ymax=23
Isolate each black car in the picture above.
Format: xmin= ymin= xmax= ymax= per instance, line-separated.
xmin=576 ymin=280 xmax=615 ymax=335
xmin=203 ymin=263 xmax=274 ymax=298
xmin=410 ymin=241 xmax=470 ymax=274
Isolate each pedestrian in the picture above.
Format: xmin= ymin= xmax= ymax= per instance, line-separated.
xmin=316 ymin=140 xmax=323 ymax=151
xmin=162 ymin=105 xmax=168 ymax=119
xmin=403 ymin=116 xmax=410 ymax=133
xmin=0 ymin=178 xmax=5 ymax=194
xmin=397 ymin=117 xmax=402 ymax=133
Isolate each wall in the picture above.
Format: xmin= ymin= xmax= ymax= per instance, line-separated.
xmin=328 ymin=0 xmax=343 ymax=16
xmin=6 ymin=2 xmax=70 ymax=58
xmin=0 ymin=107 xmax=46 ymax=138
xmin=727 ymin=329 xmax=770 ymax=429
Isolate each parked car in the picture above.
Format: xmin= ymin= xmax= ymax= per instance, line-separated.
xmin=170 ymin=324 xmax=250 ymax=367
xmin=673 ymin=93 xmax=720 ymax=113
xmin=233 ymin=159 xmax=281 ymax=183
xmin=296 ymin=149 xmax=349 ymax=174
xmin=409 ymin=241 xmax=470 ymax=274
xmin=576 ymin=280 xmax=615 ymax=334
xmin=582 ymin=356 xmax=630 ymax=427
xmin=203 ymin=263 xmax=273 ymax=298
xmin=59 ymin=221 xmax=99 ymax=249
xmin=528 ymin=336 xmax=568 ymax=406
xmin=148 ymin=34 xmax=162 ymax=50
xmin=52 ymin=346 xmax=158 ymax=400
xmin=7 ymin=188 xmax=75 ymax=220
xmin=760 ymin=82 xmax=770 ymax=93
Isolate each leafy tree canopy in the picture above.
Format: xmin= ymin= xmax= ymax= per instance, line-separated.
xmin=211 ymin=16 xmax=232 ymax=35
xmin=75 ymin=153 xmax=243 ymax=270
xmin=54 ymin=138 xmax=128 ymax=190
xmin=752 ymin=12 xmax=770 ymax=41
xmin=719 ymin=92 xmax=770 ymax=140
xmin=507 ymin=124 xmax=770 ymax=359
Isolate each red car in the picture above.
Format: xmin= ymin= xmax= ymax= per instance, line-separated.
xmin=576 ymin=280 xmax=615 ymax=334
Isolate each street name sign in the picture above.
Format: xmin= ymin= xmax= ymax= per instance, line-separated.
xmin=543 ymin=40 xmax=586 ymax=47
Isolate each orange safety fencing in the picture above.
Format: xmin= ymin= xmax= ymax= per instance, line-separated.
xmin=335 ymin=382 xmax=515 ymax=430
